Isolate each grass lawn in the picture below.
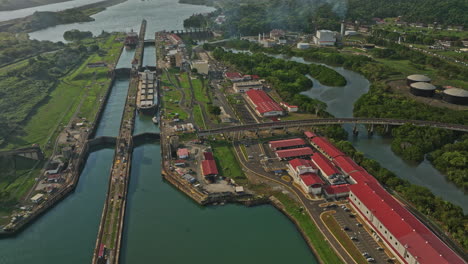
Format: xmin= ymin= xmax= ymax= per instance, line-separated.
xmin=321 ymin=212 xmax=368 ymax=264
xmin=281 ymin=112 xmax=318 ymax=121
xmin=3 ymin=34 xmax=123 ymax=150
xmin=211 ymin=141 xmax=247 ymax=184
xmin=275 ymin=192 xmax=344 ymax=264
xmin=191 ymin=76 xmax=210 ymax=103
xmin=193 ymin=105 xmax=206 ymax=129
xmin=160 ymin=71 xmax=188 ymax=120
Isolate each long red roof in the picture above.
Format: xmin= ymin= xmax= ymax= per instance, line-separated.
xmin=202 ymin=160 xmax=218 ymax=176
xmin=349 ymin=182 xmax=465 ymax=264
xmin=246 ymin=90 xmax=283 ymax=114
xmin=333 ymin=156 xmax=363 ymax=174
xmin=304 ymin=131 xmax=317 ymax=139
xmin=300 ymin=173 xmax=324 ymax=186
xmin=276 ymin=147 xmax=313 ymax=158
xmin=324 ymin=184 xmax=350 ymax=194
xmin=225 ymin=72 xmax=242 ymax=79
xmin=311 ymin=137 xmax=344 ymax=158
xmin=289 ymin=158 xmax=315 ymax=171
xmin=311 ymin=152 xmax=340 ymax=176
xmin=203 ymin=152 xmax=214 ymax=160
xmin=269 ymin=138 xmax=305 ymax=149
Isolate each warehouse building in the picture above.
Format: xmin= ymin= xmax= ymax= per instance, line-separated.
xmin=442 ymin=88 xmax=468 ymax=105
xmin=313 ymin=30 xmax=336 ymax=46
xmin=409 ymin=82 xmax=436 ymax=97
xmin=406 ymin=74 xmax=431 ymax=85
xmin=269 ymin=138 xmax=306 ymax=150
xmin=276 ymin=147 xmax=313 ymax=160
xmin=323 ymin=184 xmax=349 ymax=199
xmin=245 ymin=90 xmax=284 ymax=117
xmin=233 ymin=80 xmax=263 ymax=93
xmin=310 ymin=137 xmax=345 ymax=159
xmin=201 ymin=159 xmax=218 ymax=181
xmin=349 ymin=181 xmax=465 ymax=264
xmin=300 ymin=173 xmax=324 ymax=195
xmin=332 ymin=156 xmax=363 ymax=175
xmin=311 ymin=152 xmax=341 ymax=178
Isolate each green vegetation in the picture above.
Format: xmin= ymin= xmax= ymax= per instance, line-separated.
xmin=212 ymin=48 xmax=330 ymax=117
xmin=205 ymin=40 xmax=347 ymax=86
xmin=0 ymin=32 xmax=63 ymax=67
xmin=63 ymin=30 xmax=93 ymax=42
xmin=428 ymin=138 xmax=468 ymax=191
xmin=0 ymin=156 xmax=41 ymax=212
xmin=210 ymin=141 xmax=246 ymax=184
xmin=347 ymin=0 xmax=467 ymax=27
xmin=274 ymin=192 xmax=343 ymax=264
xmin=333 ymin=140 xmax=468 ymax=250
xmin=193 ymin=105 xmax=206 ymax=129
xmin=0 ymin=33 xmax=122 ymax=216
xmin=0 ymin=0 xmax=125 ymax=33
xmin=322 ymin=212 xmax=368 ymax=264
xmin=391 ymin=124 xmax=457 ymax=163
xmin=161 ymin=71 xmax=189 ymax=120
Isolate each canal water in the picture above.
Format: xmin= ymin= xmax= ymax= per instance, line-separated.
xmin=122 ymin=45 xmax=317 ymax=264
xmin=0 ymin=148 xmax=114 ymax=264
xmin=121 ymin=143 xmax=317 ymax=264
xmin=28 ymin=0 xmax=216 ymax=42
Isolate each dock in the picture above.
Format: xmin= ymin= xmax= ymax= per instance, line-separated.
xmin=91 ymin=20 xmax=146 ymax=264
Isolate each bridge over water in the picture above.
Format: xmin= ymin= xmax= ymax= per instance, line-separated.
xmin=198 ymin=118 xmax=468 ymax=136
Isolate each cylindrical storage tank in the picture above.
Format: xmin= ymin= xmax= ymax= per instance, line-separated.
xmin=409 ymin=82 xmax=436 ymax=97
xmin=407 ymin=74 xmax=431 ymax=85
xmin=443 ymin=88 xmax=468 ymax=105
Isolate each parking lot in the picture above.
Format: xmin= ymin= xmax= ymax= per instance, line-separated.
xmin=330 ymin=203 xmax=394 ymax=263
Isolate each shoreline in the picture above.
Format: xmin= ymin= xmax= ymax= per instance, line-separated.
xmin=0 ymin=0 xmax=72 ymax=12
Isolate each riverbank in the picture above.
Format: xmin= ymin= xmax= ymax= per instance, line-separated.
xmin=0 ymin=0 xmax=126 ymax=33
xmin=0 ymin=0 xmax=71 ymax=11
xmin=0 ymin=34 xmax=124 ymax=232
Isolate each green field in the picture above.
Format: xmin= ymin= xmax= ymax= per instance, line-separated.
xmin=191 ymin=76 xmax=209 ymax=103
xmin=193 ymin=105 xmax=206 ymax=129
xmin=3 ymin=34 xmax=123 ymax=151
xmin=160 ymin=71 xmax=189 ymax=120
xmin=211 ymin=141 xmax=247 ymax=184
xmin=321 ymin=212 xmax=368 ymax=264
xmin=274 ymin=192 xmax=344 ymax=264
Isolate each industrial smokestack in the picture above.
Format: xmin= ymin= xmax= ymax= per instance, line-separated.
xmin=263 ymin=33 xmax=265 ymax=40
xmin=340 ymin=20 xmax=345 ymax=36
xmin=259 ymin=33 xmax=261 ymax=42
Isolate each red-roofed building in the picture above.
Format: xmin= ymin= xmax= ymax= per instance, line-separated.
xmin=224 ymin=72 xmax=243 ymax=82
xmin=324 ymin=184 xmax=350 ymax=199
xmin=311 ymin=152 xmax=340 ymax=178
xmin=287 ymin=158 xmax=317 ymax=178
xmin=177 ymin=148 xmax=190 ymax=159
xmin=245 ymin=90 xmax=283 ymax=117
xmin=349 ymin=182 xmax=465 ymax=264
xmin=174 ymin=160 xmax=186 ymax=167
xmin=300 ymin=173 xmax=324 ymax=194
xmin=243 ymin=74 xmax=260 ymax=81
xmin=311 ymin=137 xmax=345 ymax=158
xmin=304 ymin=131 xmax=317 ymax=140
xmin=203 ymin=152 xmax=214 ymax=160
xmin=269 ymin=138 xmax=306 ymax=150
xmin=333 ymin=156 xmax=363 ymax=175
xmin=46 ymin=174 xmax=61 ymax=183
xmin=348 ymin=170 xmax=379 ymax=185
xmin=280 ymin=102 xmax=298 ymax=112
xmin=201 ymin=159 xmax=219 ymax=181
xmin=276 ymin=147 xmax=313 ymax=160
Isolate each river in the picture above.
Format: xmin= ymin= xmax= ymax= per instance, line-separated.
xmin=287 ymin=56 xmax=468 ymax=213
xmin=28 ymin=0 xmax=216 ymax=42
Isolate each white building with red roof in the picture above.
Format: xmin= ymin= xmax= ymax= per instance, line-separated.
xmin=324 ymin=184 xmax=350 ymax=199
xmin=269 ymin=138 xmax=306 ymax=150
xmin=311 ymin=137 xmax=345 ymax=159
xmin=311 ymin=152 xmax=341 ymax=178
xmin=287 ymin=158 xmax=323 ymax=194
xmin=201 ymin=159 xmax=218 ymax=181
xmin=245 ymin=90 xmax=283 ymax=117
xmin=276 ymin=147 xmax=314 ymax=160
xmin=177 ymin=148 xmax=190 ymax=159
xmin=224 ymin=72 xmax=244 ymax=82
xmin=280 ymin=102 xmax=298 ymax=112
xmin=349 ymin=182 xmax=465 ymax=264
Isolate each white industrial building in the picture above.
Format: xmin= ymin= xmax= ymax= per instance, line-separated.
xmin=313 ymin=30 xmax=336 ymax=46
xmin=233 ymin=80 xmax=263 ymax=93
